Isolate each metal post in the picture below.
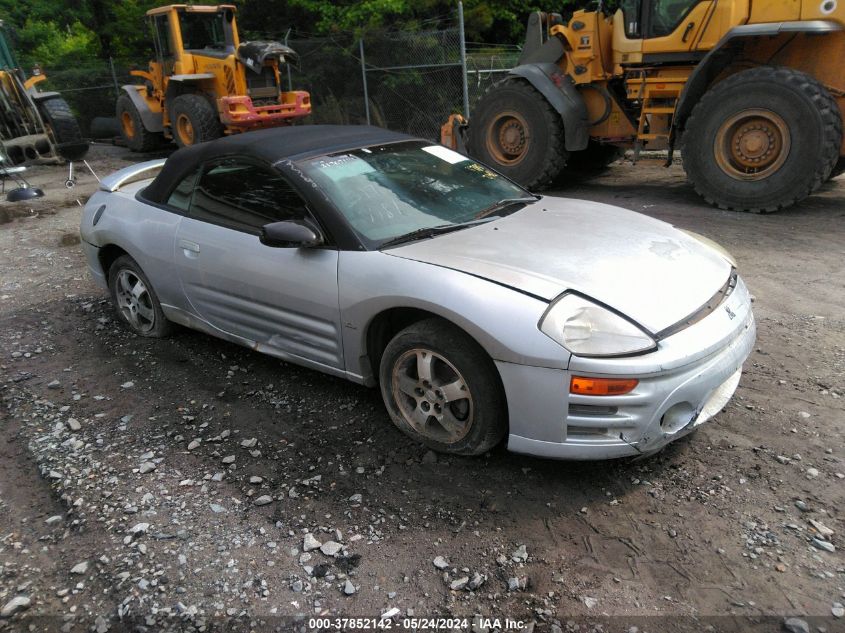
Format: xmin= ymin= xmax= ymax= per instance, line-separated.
xmin=458 ymin=1 xmax=470 ymax=119
xmin=283 ymin=28 xmax=293 ymax=92
xmin=108 ymin=56 xmax=120 ymax=94
xmin=360 ymin=38 xmax=371 ymax=125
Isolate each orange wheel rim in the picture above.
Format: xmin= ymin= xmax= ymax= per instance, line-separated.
xmin=121 ymin=111 xmax=135 ymax=138
xmin=176 ymin=113 xmax=195 ymax=145
xmin=714 ymin=108 xmax=791 ymax=181
xmin=486 ymin=110 xmax=530 ymax=166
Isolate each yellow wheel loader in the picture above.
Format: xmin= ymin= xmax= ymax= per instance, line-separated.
xmin=118 ymin=4 xmax=311 ymax=151
xmin=443 ymin=1 xmax=845 ymax=212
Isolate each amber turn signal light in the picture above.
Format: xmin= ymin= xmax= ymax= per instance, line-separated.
xmin=570 ymin=376 xmax=639 ymax=396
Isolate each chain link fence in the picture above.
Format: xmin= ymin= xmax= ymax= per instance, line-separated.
xmin=31 ymin=3 xmax=520 ymax=142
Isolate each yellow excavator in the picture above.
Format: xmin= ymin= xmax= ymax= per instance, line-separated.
xmin=117 ymin=4 xmax=311 ymax=151
xmin=443 ymin=1 xmax=845 ymax=212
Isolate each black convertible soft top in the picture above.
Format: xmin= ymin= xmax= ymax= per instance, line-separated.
xmin=143 ymin=124 xmax=413 ymax=204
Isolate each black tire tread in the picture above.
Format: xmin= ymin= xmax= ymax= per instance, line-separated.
xmin=468 ymin=76 xmax=568 ymax=190
xmin=169 ymin=93 xmax=223 ymax=148
xmin=38 ymin=96 xmax=88 ymax=159
xmin=682 ymin=66 xmax=842 ymax=213
xmin=116 ymin=93 xmax=161 ymax=152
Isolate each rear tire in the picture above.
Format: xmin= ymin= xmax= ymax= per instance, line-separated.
xmin=378 ymin=319 xmax=507 ymax=456
xmin=467 ymin=77 xmax=568 ymax=190
xmin=682 ymin=66 xmax=841 ymax=213
xmin=169 ymin=94 xmax=223 ymax=148
xmin=37 ymin=96 xmax=89 ymax=161
xmin=116 ymin=93 xmax=162 ymax=152
xmin=108 ymin=255 xmax=172 ymax=338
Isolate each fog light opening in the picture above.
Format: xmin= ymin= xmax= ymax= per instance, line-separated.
xmin=661 ymin=402 xmax=696 ymax=435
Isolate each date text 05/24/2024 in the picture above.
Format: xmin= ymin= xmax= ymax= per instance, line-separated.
xmin=308 ymin=617 xmax=526 ymax=630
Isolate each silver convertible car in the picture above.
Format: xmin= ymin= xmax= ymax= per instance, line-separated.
xmin=80 ymin=125 xmax=755 ymax=460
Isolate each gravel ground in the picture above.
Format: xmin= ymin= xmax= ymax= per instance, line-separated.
xmin=0 ymin=145 xmax=843 ymax=633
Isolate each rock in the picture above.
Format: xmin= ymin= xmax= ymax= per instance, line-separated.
xmin=450 ymin=576 xmax=469 ymax=591
xmin=210 ymin=504 xmax=226 ymax=513
xmin=433 ymin=555 xmax=449 ymax=570
xmin=47 ymin=380 xmax=60 ymax=389
xmin=775 ymin=455 xmax=790 ymax=465
xmin=794 ymin=500 xmax=809 ymax=512
xmin=806 ymin=467 xmax=819 ymax=479
xmin=249 ymin=476 xmax=264 ymax=484
xmin=66 ymin=418 xmax=81 ymax=432
xmin=138 ymin=462 xmax=156 ymax=474
xmin=45 ymin=515 xmax=63 ymax=526
xmin=808 ymin=518 xmax=834 ymax=537
xmin=121 ymin=381 xmax=134 ymax=389
xmin=253 ymin=495 xmax=273 ymax=506
xmin=811 ymin=538 xmax=835 ymax=552
xmin=782 ymin=617 xmax=810 ymax=633
xmin=511 ymin=544 xmax=528 ymax=562
xmin=70 ymin=561 xmax=88 ymax=575
xmin=582 ymin=596 xmax=598 ymax=609
xmin=240 ymin=438 xmax=258 ymax=448
xmin=507 ymin=576 xmax=528 ymax=591
xmin=291 ymin=579 xmax=304 ymax=593
xmin=129 ymin=522 xmax=150 ymax=536
xmin=303 ymin=533 xmax=322 ymax=552
xmin=343 ymin=580 xmax=356 ymax=595
xmin=320 ymin=541 xmax=342 ymax=556
xmin=187 ymin=439 xmax=200 ymax=451
xmin=468 ymin=572 xmax=485 ymax=590
xmin=797 ymin=411 xmax=811 ymax=419
xmin=1 ymin=595 xmax=31 ymax=618
xmin=421 ymin=450 xmax=438 ymax=464
xmin=348 ymin=493 xmax=362 ymax=503
xmin=221 ymin=455 xmax=236 ymax=464
xmin=381 ymin=608 xmax=400 ymax=620
xmin=832 ymin=603 xmax=844 ymax=618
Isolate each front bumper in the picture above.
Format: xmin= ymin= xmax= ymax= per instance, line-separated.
xmin=218 ymin=92 xmax=311 ymax=128
xmin=500 ymin=277 xmax=757 ymax=460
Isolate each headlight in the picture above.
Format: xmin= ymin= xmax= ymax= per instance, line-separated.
xmin=539 ymin=294 xmax=656 ymax=357
xmin=679 ymin=229 xmax=737 ymax=267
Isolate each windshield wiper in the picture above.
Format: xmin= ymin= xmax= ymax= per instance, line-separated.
xmin=380 ymin=219 xmax=490 ymax=249
xmin=474 ymin=195 xmax=540 ymax=220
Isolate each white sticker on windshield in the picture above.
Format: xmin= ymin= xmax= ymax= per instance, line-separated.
xmin=422 ymin=145 xmax=470 ymax=164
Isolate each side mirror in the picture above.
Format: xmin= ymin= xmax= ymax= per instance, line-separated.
xmin=260 ymin=220 xmax=323 ymax=248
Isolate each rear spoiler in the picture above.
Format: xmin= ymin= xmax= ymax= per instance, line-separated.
xmin=99 ymin=159 xmax=166 ymax=193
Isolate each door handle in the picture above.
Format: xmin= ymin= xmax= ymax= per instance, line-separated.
xmin=682 ymin=21 xmax=695 ymax=43
xmin=179 ymin=239 xmax=200 ymax=255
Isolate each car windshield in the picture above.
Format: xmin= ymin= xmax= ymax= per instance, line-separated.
xmin=298 ymin=141 xmax=534 ymax=248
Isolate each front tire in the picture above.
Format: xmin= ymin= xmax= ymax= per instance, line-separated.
xmin=467 ymin=77 xmax=568 ymax=190
xmin=682 ymin=66 xmax=841 ymax=213
xmin=108 ymin=255 xmax=172 ymax=338
xmin=378 ymin=319 xmax=507 ymax=456
xmin=169 ymin=94 xmax=223 ymax=148
xmin=116 ymin=93 xmax=162 ymax=152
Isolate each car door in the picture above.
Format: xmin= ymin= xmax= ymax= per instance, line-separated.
xmin=172 ymin=156 xmax=344 ymax=371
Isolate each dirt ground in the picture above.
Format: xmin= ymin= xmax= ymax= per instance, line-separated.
xmin=0 ymin=145 xmax=843 ymax=633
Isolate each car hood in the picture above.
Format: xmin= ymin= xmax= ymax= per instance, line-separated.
xmin=386 ymin=198 xmax=732 ymax=333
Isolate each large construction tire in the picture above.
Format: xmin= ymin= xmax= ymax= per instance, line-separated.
xmin=682 ymin=66 xmax=841 ymax=213
xmin=37 ymin=96 xmax=89 ymax=161
xmin=169 ymin=94 xmax=223 ymax=148
xmin=116 ymin=93 xmax=161 ymax=153
xmin=467 ymin=77 xmax=567 ymax=190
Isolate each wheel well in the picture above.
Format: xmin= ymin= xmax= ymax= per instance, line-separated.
xmin=98 ymin=244 xmax=128 ymax=278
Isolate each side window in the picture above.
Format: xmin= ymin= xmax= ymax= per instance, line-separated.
xmin=649 ymin=0 xmax=700 ymax=38
xmin=620 ymin=0 xmax=642 ymax=38
xmin=166 ymin=167 xmax=199 ymax=212
xmin=151 ymin=15 xmax=173 ymax=59
xmin=188 ymin=158 xmax=310 ymax=232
